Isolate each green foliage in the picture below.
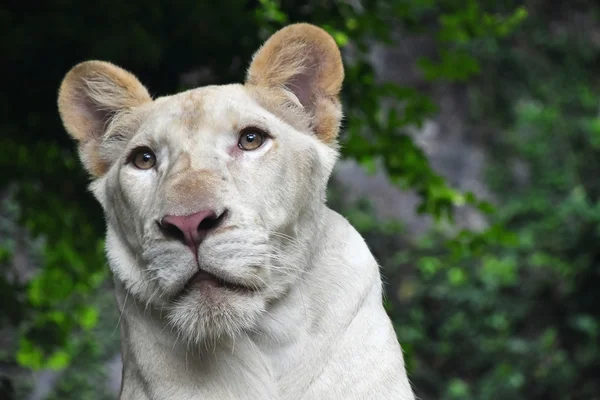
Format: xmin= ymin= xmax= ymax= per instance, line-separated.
xmin=339 ymin=2 xmax=600 ymax=399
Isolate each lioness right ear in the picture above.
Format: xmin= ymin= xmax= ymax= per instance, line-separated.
xmin=57 ymin=61 xmax=152 ymax=177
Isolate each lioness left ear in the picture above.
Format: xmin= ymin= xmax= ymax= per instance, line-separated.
xmin=245 ymin=23 xmax=344 ymax=144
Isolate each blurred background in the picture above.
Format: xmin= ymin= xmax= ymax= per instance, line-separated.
xmin=1 ymin=1 xmax=599 ymax=399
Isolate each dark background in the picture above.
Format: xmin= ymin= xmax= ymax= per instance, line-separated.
xmin=1 ymin=1 xmax=599 ymax=399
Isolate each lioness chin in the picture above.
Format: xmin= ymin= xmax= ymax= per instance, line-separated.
xmin=57 ymin=23 xmax=415 ymax=400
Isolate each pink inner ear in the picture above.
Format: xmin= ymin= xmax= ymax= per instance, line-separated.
xmin=74 ymin=89 xmax=113 ymax=140
xmin=287 ymin=72 xmax=313 ymax=109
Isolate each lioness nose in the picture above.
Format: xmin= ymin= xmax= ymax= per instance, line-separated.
xmin=160 ymin=210 xmax=226 ymax=254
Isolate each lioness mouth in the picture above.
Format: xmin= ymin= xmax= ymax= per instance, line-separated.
xmin=186 ymin=270 xmax=255 ymax=292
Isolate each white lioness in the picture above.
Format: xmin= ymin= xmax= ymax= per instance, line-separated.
xmin=57 ymin=24 xmax=415 ymax=399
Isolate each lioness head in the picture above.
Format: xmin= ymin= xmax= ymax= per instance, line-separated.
xmin=57 ymin=24 xmax=344 ymax=344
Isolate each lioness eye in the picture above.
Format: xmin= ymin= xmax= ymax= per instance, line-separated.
xmin=238 ymin=129 xmax=266 ymax=151
xmin=132 ymin=148 xmax=156 ymax=170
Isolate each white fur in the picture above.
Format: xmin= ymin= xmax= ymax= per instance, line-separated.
xmin=52 ymin=57 xmax=418 ymax=400
xmin=85 ymin=84 xmax=416 ymax=399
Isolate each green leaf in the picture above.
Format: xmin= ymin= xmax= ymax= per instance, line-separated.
xmin=16 ymin=339 xmax=44 ymax=370
xmin=447 ymin=378 xmax=470 ymax=398
xmin=47 ymin=350 xmax=71 ymax=371
xmin=447 ymin=267 xmax=467 ymax=286
xmin=78 ymin=306 xmax=99 ymax=331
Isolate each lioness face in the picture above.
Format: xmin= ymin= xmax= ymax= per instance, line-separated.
xmin=57 ymin=24 xmax=344 ymax=344
xmin=101 ymin=85 xmax=337 ymax=342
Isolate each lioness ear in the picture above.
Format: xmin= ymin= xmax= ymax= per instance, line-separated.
xmin=57 ymin=61 xmax=151 ymax=177
xmin=245 ymin=23 xmax=344 ymax=143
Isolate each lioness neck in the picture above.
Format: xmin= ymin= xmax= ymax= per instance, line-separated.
xmin=116 ymin=207 xmax=412 ymax=399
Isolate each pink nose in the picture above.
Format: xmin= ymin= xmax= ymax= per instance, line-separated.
xmin=160 ymin=210 xmax=226 ymax=255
